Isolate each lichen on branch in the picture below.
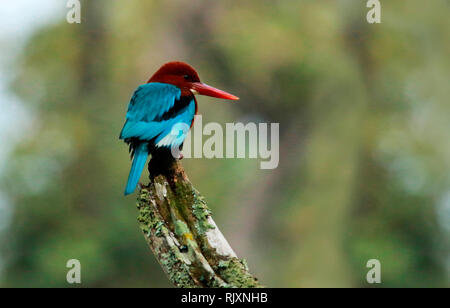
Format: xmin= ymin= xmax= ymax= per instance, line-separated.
xmin=136 ymin=154 xmax=262 ymax=288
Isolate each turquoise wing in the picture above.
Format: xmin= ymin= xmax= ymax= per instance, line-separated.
xmin=120 ymin=82 xmax=195 ymax=148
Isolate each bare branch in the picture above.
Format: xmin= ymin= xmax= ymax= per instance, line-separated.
xmin=136 ymin=154 xmax=262 ymax=288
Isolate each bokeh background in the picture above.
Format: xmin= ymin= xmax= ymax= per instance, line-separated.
xmin=0 ymin=0 xmax=449 ymax=287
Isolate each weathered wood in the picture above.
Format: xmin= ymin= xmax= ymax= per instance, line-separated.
xmin=136 ymin=153 xmax=262 ymax=288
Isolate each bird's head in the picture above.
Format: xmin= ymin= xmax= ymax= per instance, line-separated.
xmin=148 ymin=61 xmax=239 ymax=101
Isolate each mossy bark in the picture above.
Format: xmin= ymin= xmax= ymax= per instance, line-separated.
xmin=136 ymin=153 xmax=262 ymax=288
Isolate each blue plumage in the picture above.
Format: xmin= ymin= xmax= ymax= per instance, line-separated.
xmin=124 ymin=143 xmax=148 ymax=196
xmin=120 ymin=82 xmax=196 ymax=195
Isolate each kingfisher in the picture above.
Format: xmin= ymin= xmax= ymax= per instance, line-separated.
xmin=120 ymin=61 xmax=239 ymax=195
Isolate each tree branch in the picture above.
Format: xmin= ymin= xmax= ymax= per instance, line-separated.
xmin=136 ymin=153 xmax=262 ymax=287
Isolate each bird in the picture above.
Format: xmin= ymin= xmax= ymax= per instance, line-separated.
xmin=119 ymin=61 xmax=239 ymax=195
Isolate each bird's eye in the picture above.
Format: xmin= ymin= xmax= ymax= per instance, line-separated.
xmin=183 ymin=74 xmax=190 ymax=81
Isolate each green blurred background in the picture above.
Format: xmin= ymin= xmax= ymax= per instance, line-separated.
xmin=0 ymin=0 xmax=449 ymax=287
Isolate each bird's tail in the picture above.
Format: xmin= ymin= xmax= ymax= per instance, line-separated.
xmin=124 ymin=143 xmax=149 ymax=195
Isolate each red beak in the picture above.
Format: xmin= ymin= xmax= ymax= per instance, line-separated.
xmin=191 ymin=82 xmax=239 ymax=101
